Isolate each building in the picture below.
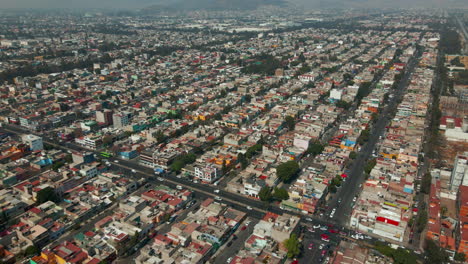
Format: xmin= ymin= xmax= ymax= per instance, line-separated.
xmin=450 ymin=152 xmax=468 ymax=191
xmin=21 ymin=134 xmax=43 ymax=151
xmin=194 ymin=164 xmax=219 ymax=183
xmin=96 ymin=109 xmax=113 ymax=125
xmin=113 ymin=112 xmax=131 ymax=128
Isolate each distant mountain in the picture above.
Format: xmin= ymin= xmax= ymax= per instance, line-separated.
xmin=142 ymin=0 xmax=286 ymax=11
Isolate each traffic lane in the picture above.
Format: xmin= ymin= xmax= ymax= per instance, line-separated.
xmin=213 ymin=218 xmax=259 ymax=264
xmin=332 ymin=54 xmax=420 ymax=225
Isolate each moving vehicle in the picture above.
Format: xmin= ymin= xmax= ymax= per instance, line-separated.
xmin=246 ymin=206 xmax=253 ymax=210
xmin=308 ymin=243 xmax=314 ymax=250
xmin=214 ymin=189 xmax=220 ymax=193
xmin=176 ymin=185 xmax=183 ymax=190
xmin=100 ymin=151 xmax=113 ymax=158
xmin=321 ymin=234 xmax=330 ymax=242
xmin=214 ymin=196 xmax=222 ymax=201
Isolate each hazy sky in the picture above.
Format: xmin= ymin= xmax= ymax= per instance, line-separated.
xmin=1 ymin=0 xmax=466 ymax=9
xmin=1 ymin=0 xmax=154 ymax=9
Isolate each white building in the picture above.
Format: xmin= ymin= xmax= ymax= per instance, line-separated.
xmin=113 ymin=112 xmax=131 ymax=128
xmin=21 ymin=134 xmax=43 ymax=151
xmin=450 ymin=152 xmax=468 ymax=191
xmin=194 ymin=164 xmax=219 ymax=183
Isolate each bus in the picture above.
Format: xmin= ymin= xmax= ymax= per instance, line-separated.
xmin=100 ymin=152 xmax=113 ymax=158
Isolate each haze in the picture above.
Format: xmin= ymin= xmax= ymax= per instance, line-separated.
xmin=2 ymin=0 xmax=466 ymax=9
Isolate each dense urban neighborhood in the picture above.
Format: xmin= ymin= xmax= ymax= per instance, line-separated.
xmin=0 ymin=7 xmax=468 ymax=264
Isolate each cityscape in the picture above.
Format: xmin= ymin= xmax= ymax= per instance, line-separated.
xmin=0 ymin=3 xmax=467 ymax=264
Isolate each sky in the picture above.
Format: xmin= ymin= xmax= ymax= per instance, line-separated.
xmin=1 ymin=0 xmax=466 ymax=9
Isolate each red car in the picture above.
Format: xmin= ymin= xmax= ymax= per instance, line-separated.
xmin=330 ymin=229 xmax=339 ymax=234
xmin=241 ymin=226 xmax=247 ymax=231
xmin=308 ymin=243 xmax=314 ymax=250
xmin=321 ymin=234 xmax=330 ymax=242
xmin=321 ymin=250 xmax=327 ymax=256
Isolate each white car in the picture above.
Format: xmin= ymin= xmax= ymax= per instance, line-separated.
xmin=226 ymin=257 xmax=233 ymax=263
xmin=157 ymin=177 xmax=164 ymax=181
xmin=214 ymin=196 xmax=222 ymax=201
xmin=319 ymin=244 xmax=324 ymax=250
xmin=306 ymin=217 xmax=313 ymax=222
xmin=193 ymin=180 xmax=199 ymax=184
xmin=246 ymin=206 xmax=253 ymax=210
xmin=176 ymin=185 xmax=183 ymax=190
xmin=131 ymin=169 xmax=136 ymax=173
xmin=313 ymin=225 xmax=321 ymax=229
xmin=114 ymin=160 xmax=119 ymax=163
xmin=214 ymin=189 xmax=220 ymax=193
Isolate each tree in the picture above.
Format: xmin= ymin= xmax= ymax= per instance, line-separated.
xmin=259 ymin=186 xmax=272 ymax=202
xmin=283 ymin=233 xmax=301 ymax=259
xmin=276 ymin=161 xmax=300 ymax=183
xmin=102 ymin=135 xmax=113 ymax=146
xmin=306 ymin=142 xmax=324 ymax=156
xmin=170 ymin=160 xmax=185 ymax=172
xmin=364 ymin=159 xmax=376 ymax=174
xmin=335 ymin=100 xmax=352 ymax=110
xmin=421 ymin=172 xmax=431 ymax=194
xmin=349 ymin=151 xmax=357 ymax=159
xmin=24 ymin=245 xmax=40 ymax=256
xmin=454 ymin=252 xmax=466 ymax=262
xmin=416 ymin=209 xmax=428 ymax=233
xmin=450 ymin=56 xmax=464 ymax=67
xmin=237 ymin=153 xmax=248 ymax=169
xmin=131 ymin=92 xmax=135 ymax=99
xmin=285 ymin=115 xmax=295 ymax=131
xmin=273 ymin=187 xmax=289 ymax=201
xmin=425 ymin=239 xmax=449 ymax=264
xmin=36 ymin=187 xmax=60 ymax=204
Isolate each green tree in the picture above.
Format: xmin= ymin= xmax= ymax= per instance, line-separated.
xmin=102 ymin=135 xmax=113 ymax=146
xmin=306 ymin=142 xmax=324 ymax=156
xmin=285 ymin=115 xmax=295 ymax=131
xmin=36 ymin=187 xmax=60 ymax=204
xmin=416 ymin=209 xmax=428 ymax=233
xmin=421 ymin=172 xmax=432 ymax=194
xmin=259 ymin=186 xmax=272 ymax=202
xmin=336 ymin=100 xmax=352 ymax=110
xmin=170 ymin=160 xmax=185 ymax=172
xmin=24 ymin=245 xmax=40 ymax=256
xmin=425 ymin=239 xmax=449 ymax=264
xmin=276 ymin=161 xmax=300 ymax=183
xmin=349 ymin=151 xmax=357 ymax=159
xmin=454 ymin=252 xmax=466 ymax=262
xmin=237 ymin=153 xmax=248 ymax=169
xmin=283 ymin=233 xmax=301 ymax=259
xmin=364 ymin=159 xmax=377 ymax=174
xmin=273 ymin=187 xmax=289 ymax=201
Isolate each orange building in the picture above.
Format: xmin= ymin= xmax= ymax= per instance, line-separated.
xmin=458 ymin=185 xmax=468 ymax=254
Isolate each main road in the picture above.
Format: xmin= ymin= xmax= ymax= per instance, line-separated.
xmin=328 ymin=49 xmax=422 ymax=226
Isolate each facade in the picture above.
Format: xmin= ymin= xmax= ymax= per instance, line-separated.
xmin=194 ymin=164 xmax=219 ymax=183
xmin=112 ymin=112 xmax=131 ymax=128
xmin=21 ymin=134 xmax=43 ymax=151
